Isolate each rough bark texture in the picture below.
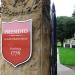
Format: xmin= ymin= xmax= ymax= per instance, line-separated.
xmin=1 ymin=0 xmax=51 ymax=75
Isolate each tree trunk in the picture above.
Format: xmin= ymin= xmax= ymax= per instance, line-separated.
xmin=1 ymin=0 xmax=51 ymax=75
xmin=61 ymin=40 xmax=63 ymax=47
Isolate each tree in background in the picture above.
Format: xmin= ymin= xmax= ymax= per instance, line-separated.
xmin=72 ymin=8 xmax=75 ymax=20
xmin=57 ymin=16 xmax=75 ymax=47
xmin=72 ymin=11 xmax=75 ymax=17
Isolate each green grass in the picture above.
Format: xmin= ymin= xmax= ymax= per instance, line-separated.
xmin=59 ymin=47 xmax=75 ymax=66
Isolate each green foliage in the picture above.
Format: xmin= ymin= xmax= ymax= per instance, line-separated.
xmin=56 ymin=16 xmax=75 ymax=46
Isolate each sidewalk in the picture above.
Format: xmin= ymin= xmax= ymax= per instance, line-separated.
xmin=57 ymin=49 xmax=75 ymax=75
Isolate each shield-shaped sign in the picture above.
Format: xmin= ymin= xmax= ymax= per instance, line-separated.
xmin=2 ymin=19 xmax=32 ymax=67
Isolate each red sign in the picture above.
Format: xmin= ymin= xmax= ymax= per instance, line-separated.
xmin=2 ymin=20 xmax=32 ymax=67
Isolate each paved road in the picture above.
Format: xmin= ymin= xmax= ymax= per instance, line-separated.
xmin=57 ymin=48 xmax=75 ymax=75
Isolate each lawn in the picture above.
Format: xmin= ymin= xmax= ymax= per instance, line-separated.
xmin=59 ymin=47 xmax=75 ymax=66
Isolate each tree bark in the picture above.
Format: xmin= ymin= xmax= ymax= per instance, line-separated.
xmin=61 ymin=40 xmax=63 ymax=47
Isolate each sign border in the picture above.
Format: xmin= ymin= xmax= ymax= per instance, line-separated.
xmin=1 ymin=19 xmax=32 ymax=67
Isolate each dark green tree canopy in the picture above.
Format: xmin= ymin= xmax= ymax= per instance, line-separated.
xmin=56 ymin=16 xmax=75 ymax=46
